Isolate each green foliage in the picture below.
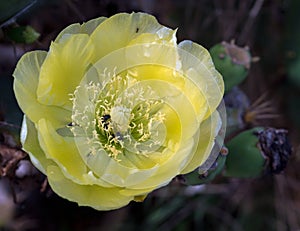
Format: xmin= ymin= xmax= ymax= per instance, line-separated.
xmin=6 ymin=25 xmax=40 ymax=44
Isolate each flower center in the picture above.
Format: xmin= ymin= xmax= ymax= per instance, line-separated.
xmin=70 ymin=70 xmax=167 ymax=161
xmin=110 ymin=106 xmax=131 ymax=133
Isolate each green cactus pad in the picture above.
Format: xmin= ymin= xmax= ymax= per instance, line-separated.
xmin=225 ymin=127 xmax=265 ymax=178
xmin=210 ymin=41 xmax=251 ymax=93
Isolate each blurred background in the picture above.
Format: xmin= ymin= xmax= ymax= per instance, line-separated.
xmin=0 ymin=0 xmax=300 ymax=230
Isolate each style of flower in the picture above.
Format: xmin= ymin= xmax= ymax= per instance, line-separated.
xmin=13 ymin=12 xmax=224 ymax=210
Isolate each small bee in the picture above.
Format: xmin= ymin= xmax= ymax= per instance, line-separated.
xmin=101 ymin=114 xmax=111 ymax=129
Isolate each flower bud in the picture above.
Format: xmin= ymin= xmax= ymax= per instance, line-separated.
xmin=209 ymin=41 xmax=251 ymax=93
xmin=225 ymin=127 xmax=292 ymax=178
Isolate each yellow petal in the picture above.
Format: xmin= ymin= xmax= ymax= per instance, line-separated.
xmin=120 ymin=186 xmax=155 ymax=197
xmin=37 ymin=119 xmax=116 ymax=187
xmin=13 ymin=51 xmax=70 ymax=128
xmin=37 ymin=34 xmax=94 ymax=109
xmin=90 ymin=12 xmax=176 ymax=63
xmin=87 ymin=43 xmax=179 ymax=86
xmin=21 ymin=116 xmax=54 ymax=174
xmin=178 ymin=40 xmax=224 ymax=119
xmin=128 ymin=137 xmax=197 ymax=189
xmin=74 ymin=140 xmax=160 ymax=187
xmin=133 ymin=194 xmax=147 ymax=202
xmin=180 ymin=110 xmax=222 ymax=174
xmin=55 ymin=17 xmax=107 ymax=42
xmin=47 ymin=165 xmax=132 ymax=211
xmin=120 ymin=66 xmax=200 ymax=141
xmin=37 ymin=118 xmax=87 ymax=182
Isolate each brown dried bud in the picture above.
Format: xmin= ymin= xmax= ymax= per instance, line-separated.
xmin=256 ymin=128 xmax=292 ymax=174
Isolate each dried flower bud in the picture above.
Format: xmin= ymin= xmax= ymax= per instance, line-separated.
xmin=225 ymin=127 xmax=292 ymax=178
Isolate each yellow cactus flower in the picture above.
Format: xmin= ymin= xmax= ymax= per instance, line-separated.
xmin=13 ymin=12 xmax=225 ymax=210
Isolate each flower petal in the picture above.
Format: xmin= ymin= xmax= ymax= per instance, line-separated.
xmin=36 ymin=34 xmax=94 ymax=109
xmin=90 ymin=12 xmax=175 ymax=63
xmin=55 ymin=17 xmax=107 ymax=42
xmin=20 ymin=116 xmax=54 ymax=174
xmin=74 ymin=137 xmax=160 ymax=187
xmin=13 ymin=51 xmax=70 ymax=128
xmin=37 ymin=118 xmax=116 ymax=187
xmin=128 ymin=137 xmax=197 ymax=189
xmin=180 ymin=110 xmax=222 ymax=174
xmin=37 ymin=119 xmax=87 ymax=181
xmin=47 ymin=165 xmax=132 ymax=211
xmin=178 ymin=40 xmax=224 ymax=118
